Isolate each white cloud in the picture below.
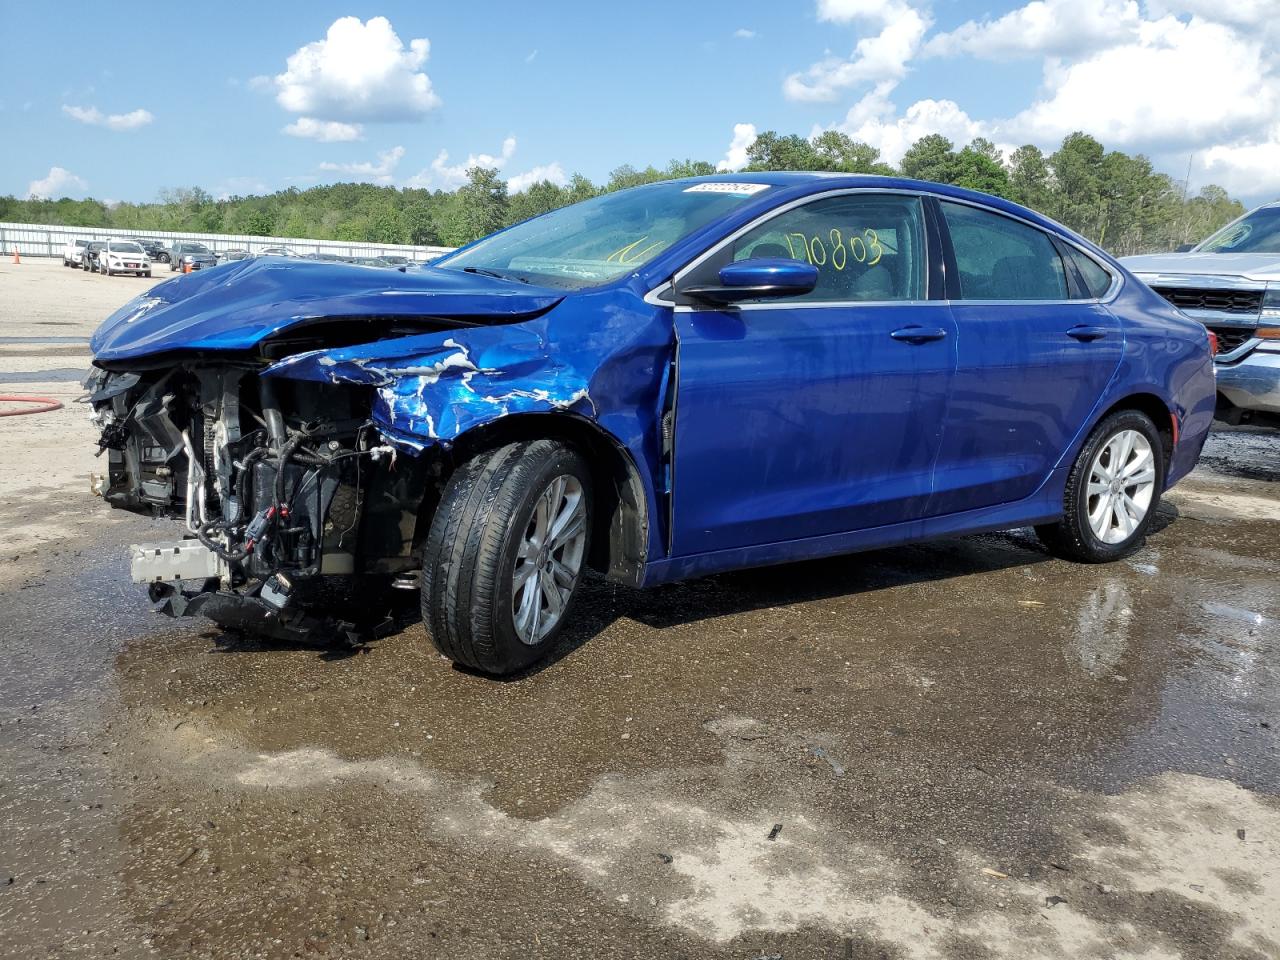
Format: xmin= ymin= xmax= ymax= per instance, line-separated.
xmin=27 ymin=166 xmax=88 ymax=199
xmin=716 ymin=122 xmax=758 ymax=172
xmin=283 ymin=117 xmax=363 ymax=141
xmin=816 ymin=0 xmax=910 ymax=24
xmin=1195 ymin=125 xmax=1280 ymax=199
xmin=507 ymin=162 xmax=568 ymax=193
xmin=733 ymin=28 xmax=757 ymax=39
xmin=784 ymin=7 xmax=930 ymax=102
xmin=1003 ymin=15 xmax=1277 ymax=150
xmin=274 ymin=16 xmax=440 ymax=124
xmin=525 ymin=49 xmax=539 ymax=63
xmin=405 ymin=137 xmax=518 ymax=189
xmin=62 ymin=104 xmax=154 ymax=131
xmin=318 ymin=145 xmax=406 ymax=184
xmin=835 ymin=93 xmax=987 ymax=166
xmin=925 ymin=0 xmax=1141 ymax=60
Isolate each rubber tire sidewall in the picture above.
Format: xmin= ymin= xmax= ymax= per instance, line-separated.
xmin=1046 ymin=409 xmax=1165 ymax=563
xmin=422 ymin=440 xmax=593 ymax=675
xmin=490 ymin=446 xmax=593 ymax=665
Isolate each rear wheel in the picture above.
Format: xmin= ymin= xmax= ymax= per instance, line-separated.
xmin=421 ymin=440 xmax=592 ymax=675
xmin=1036 ymin=409 xmax=1164 ymax=563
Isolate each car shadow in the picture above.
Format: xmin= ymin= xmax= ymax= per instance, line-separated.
xmin=209 ymin=510 xmax=1183 ymax=680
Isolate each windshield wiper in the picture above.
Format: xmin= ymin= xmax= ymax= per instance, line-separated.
xmin=462 ymin=266 xmax=532 ymax=284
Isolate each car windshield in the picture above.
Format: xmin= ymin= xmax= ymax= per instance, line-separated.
xmin=187 ymin=244 xmax=211 ymax=254
xmin=1196 ymin=207 xmax=1280 ymax=254
xmin=436 ymin=180 xmax=773 ymax=289
xmin=108 ymin=242 xmax=143 ymax=253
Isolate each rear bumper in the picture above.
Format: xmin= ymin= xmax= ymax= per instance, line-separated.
xmin=1216 ymin=347 xmax=1280 ymax=418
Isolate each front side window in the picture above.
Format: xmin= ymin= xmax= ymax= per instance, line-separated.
xmin=691 ymin=193 xmax=926 ymax=303
xmin=941 ymin=201 xmax=1068 ymax=301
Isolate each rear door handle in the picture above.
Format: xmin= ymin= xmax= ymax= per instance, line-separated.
xmin=890 ymin=326 xmax=948 ymax=344
xmin=1067 ymin=325 xmax=1110 ymax=341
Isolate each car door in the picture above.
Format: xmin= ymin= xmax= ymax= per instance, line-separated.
xmin=925 ymin=199 xmax=1123 ymax=517
xmin=670 ymin=191 xmax=957 ymax=557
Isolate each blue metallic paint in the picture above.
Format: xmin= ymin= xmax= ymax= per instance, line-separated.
xmin=89 ymin=174 xmax=1215 ymax=588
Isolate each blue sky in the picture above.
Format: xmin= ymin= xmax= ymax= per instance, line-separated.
xmin=2 ymin=0 xmax=1277 ymax=205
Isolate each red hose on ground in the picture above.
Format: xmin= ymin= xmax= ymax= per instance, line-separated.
xmin=0 ymin=394 xmax=64 ymax=416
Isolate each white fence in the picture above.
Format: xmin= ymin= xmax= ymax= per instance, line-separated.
xmin=0 ymin=221 xmax=453 ymax=262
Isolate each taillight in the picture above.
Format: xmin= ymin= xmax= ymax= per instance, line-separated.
xmin=1206 ymin=330 xmax=1219 ymax=355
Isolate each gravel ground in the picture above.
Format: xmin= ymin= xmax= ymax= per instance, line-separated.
xmin=1 ymin=258 xmax=1277 ymax=960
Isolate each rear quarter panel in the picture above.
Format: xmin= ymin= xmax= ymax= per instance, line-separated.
xmin=1097 ymin=276 xmax=1215 ymax=487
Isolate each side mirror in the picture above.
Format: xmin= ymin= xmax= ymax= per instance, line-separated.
xmin=682 ymin=257 xmax=818 ymax=305
xmin=1175 ymin=243 xmax=1196 ymax=253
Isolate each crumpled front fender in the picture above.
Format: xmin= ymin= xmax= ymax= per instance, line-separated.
xmin=263 ymin=324 xmax=595 ymax=449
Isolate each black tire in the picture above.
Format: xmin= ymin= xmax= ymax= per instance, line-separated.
xmin=421 ymin=439 xmax=593 ymax=675
xmin=1036 ymin=409 xmax=1165 ymax=563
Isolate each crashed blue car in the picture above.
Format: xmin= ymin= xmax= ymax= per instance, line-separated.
xmin=87 ymin=174 xmax=1215 ymax=674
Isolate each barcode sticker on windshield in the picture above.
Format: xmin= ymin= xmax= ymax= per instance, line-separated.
xmin=684 ymin=183 xmax=769 ymax=196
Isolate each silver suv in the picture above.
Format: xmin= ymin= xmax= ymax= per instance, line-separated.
xmin=1123 ymin=202 xmax=1280 ymax=429
xmin=167 ymin=241 xmax=218 ymax=272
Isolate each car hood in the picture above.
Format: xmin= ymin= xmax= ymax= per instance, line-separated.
xmin=91 ymin=257 xmax=565 ymax=362
xmin=1120 ymin=252 xmax=1280 ymax=283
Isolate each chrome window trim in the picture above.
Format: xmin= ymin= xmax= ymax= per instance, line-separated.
xmin=935 ymin=194 xmax=1123 ymax=304
xmin=646 ymin=185 xmax=1123 ymax=308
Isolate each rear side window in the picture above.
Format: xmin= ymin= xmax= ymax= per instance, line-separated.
xmin=1063 ymin=245 xmax=1114 ymax=299
xmin=724 ymin=193 xmax=926 ymax=302
xmin=941 ymin=201 xmax=1068 ymax=301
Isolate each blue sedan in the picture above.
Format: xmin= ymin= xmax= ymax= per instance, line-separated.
xmin=88 ymin=174 xmax=1215 ymax=673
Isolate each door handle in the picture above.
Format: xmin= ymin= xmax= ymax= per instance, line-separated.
xmin=890 ymin=326 xmax=948 ymax=344
xmin=1067 ymin=324 xmax=1109 ymax=341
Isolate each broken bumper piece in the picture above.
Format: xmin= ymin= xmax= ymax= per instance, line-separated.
xmin=145 ymin=579 xmax=387 ymax=647
xmin=135 ymin=541 xmax=386 ymax=646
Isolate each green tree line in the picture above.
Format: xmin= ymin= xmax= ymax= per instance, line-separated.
xmin=0 ymin=131 xmax=1244 ymax=256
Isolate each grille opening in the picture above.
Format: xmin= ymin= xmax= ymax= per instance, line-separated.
xmin=1206 ymin=325 xmax=1254 ymax=354
xmin=1152 ymin=286 xmax=1262 ymax=316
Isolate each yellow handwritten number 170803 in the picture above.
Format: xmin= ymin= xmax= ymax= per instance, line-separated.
xmin=783 ymin=228 xmax=883 ymax=269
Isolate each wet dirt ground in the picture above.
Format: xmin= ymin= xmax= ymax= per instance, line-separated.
xmin=1 ymin=260 xmax=1277 ymax=959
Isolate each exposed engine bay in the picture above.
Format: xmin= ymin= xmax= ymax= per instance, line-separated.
xmin=86 ymin=358 xmax=432 ymax=644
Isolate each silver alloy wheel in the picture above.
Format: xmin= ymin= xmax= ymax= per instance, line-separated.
xmin=512 ymin=474 xmax=587 ymax=645
xmin=1086 ymin=429 xmax=1157 ymax=544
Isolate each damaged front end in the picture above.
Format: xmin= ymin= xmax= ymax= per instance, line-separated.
xmin=87 ymin=358 xmax=429 ymax=643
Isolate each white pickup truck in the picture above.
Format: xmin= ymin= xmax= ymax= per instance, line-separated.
xmin=1122 ymin=201 xmax=1280 ymax=429
xmin=62 ymin=238 xmax=89 ymax=267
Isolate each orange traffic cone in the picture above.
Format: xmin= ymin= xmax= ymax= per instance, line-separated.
xmin=11 ymin=248 xmax=19 ymax=264
xmin=183 ymin=262 xmax=192 ymax=274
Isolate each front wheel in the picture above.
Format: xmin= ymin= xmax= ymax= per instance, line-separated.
xmin=1036 ymin=409 xmax=1165 ymax=563
xmin=421 ymin=440 xmax=592 ymax=675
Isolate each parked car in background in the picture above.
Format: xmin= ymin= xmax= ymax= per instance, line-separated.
xmin=259 ymin=246 xmax=299 ymax=257
xmin=1123 ymin=200 xmax=1280 ymax=429
xmin=85 ymin=174 xmax=1215 ymax=675
xmin=63 ymin=238 xmax=90 ymax=267
xmin=168 ymin=241 xmax=218 ymax=272
xmin=81 ymin=241 xmax=106 ymax=272
xmin=132 ymin=239 xmax=169 ymax=263
xmin=351 ymin=256 xmax=393 ymax=267
xmin=221 ymin=248 xmax=252 ymax=262
xmin=99 ymin=240 xmax=151 ymax=278
xmin=377 ymin=255 xmax=410 ymax=268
